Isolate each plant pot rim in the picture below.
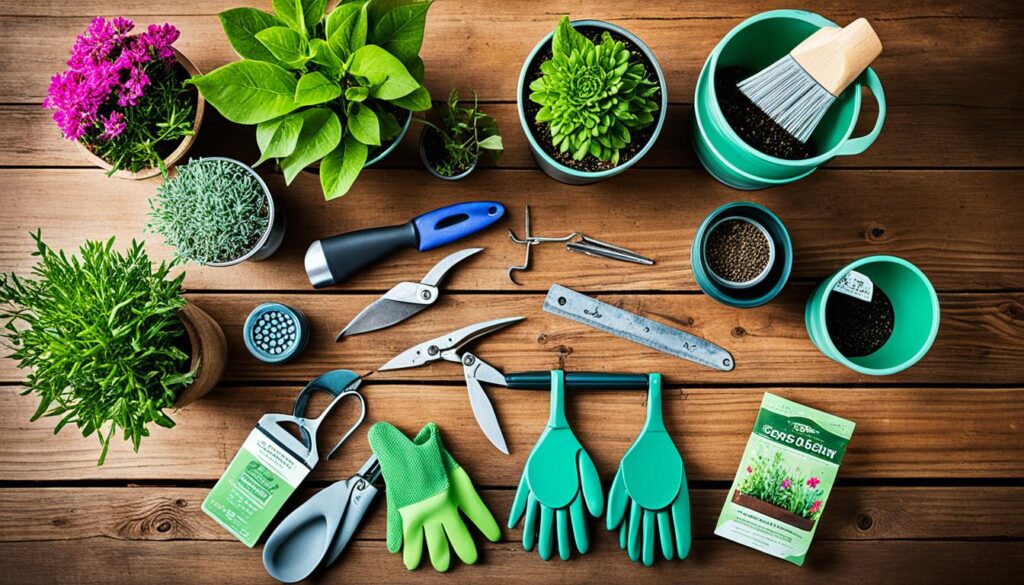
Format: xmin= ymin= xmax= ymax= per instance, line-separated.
xmin=702 ymin=214 xmax=776 ymax=289
xmin=418 ymin=125 xmax=478 ymax=180
xmin=174 ymin=302 xmax=226 ymax=408
xmin=74 ymin=47 xmax=206 ymax=180
xmin=365 ymin=109 xmax=414 ymax=168
xmin=193 ymin=157 xmax=279 ymax=267
xmin=516 ymin=19 xmax=668 ymax=179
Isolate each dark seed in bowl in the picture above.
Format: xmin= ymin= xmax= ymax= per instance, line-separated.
xmin=706 ymin=219 xmax=771 ymax=284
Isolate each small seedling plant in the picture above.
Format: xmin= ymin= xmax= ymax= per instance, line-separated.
xmin=529 ymin=16 xmax=660 ymax=165
xmin=44 ymin=17 xmax=196 ymax=175
xmin=0 ymin=233 xmax=194 ymax=465
xmin=420 ymin=90 xmax=503 ymax=177
xmin=739 ymin=451 xmax=826 ymax=521
xmin=191 ymin=0 xmax=434 ymax=200
xmin=148 ymin=158 xmax=270 ymax=265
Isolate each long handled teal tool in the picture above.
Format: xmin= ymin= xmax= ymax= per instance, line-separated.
xmin=606 ymin=374 xmax=691 ymax=565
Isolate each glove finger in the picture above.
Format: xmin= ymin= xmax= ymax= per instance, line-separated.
xmin=413 ymin=422 xmax=437 ymax=444
xmin=577 ymin=448 xmax=604 ymax=517
xmin=627 ymin=500 xmax=641 ymax=562
xmin=657 ymin=510 xmax=674 ymax=561
xmin=642 ymin=508 xmax=655 ymax=567
xmin=522 ymin=492 xmax=539 ymax=552
xmin=569 ymin=494 xmax=589 ymax=554
xmin=618 ymin=516 xmax=628 ymax=550
xmin=424 ymin=519 xmax=451 ymax=572
xmin=386 ymin=487 xmax=403 ymax=553
xmin=402 ymin=520 xmax=425 ymax=571
xmin=440 ymin=508 xmax=478 ymax=566
xmin=605 ymin=465 xmax=628 ymax=531
xmin=508 ymin=471 xmax=530 ymax=529
xmin=671 ymin=490 xmax=692 ymax=560
xmin=538 ymin=504 xmax=554 ymax=561
xmin=556 ymin=508 xmax=570 ymax=560
xmin=450 ymin=468 xmax=500 ymax=542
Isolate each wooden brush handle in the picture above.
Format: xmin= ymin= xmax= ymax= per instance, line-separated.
xmin=791 ymin=18 xmax=883 ymax=96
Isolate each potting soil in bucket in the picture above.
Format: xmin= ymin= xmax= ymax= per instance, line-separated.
xmin=716 ymin=393 xmax=855 ymax=566
xmin=714 ymin=67 xmax=817 ymax=160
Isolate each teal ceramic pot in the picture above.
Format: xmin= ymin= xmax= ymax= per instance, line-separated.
xmin=805 ymin=256 xmax=940 ymax=376
xmin=517 ymin=19 xmax=668 ymax=185
xmin=365 ymin=110 xmax=413 ymax=168
xmin=692 ymin=10 xmax=886 ymax=190
xmin=691 ymin=202 xmax=792 ymax=308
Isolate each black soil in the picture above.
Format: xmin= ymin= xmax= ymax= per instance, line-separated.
xmin=715 ymin=66 xmax=818 ymax=160
xmin=422 ymin=126 xmax=472 ymax=176
xmin=826 ymin=287 xmax=896 ymax=358
xmin=523 ymin=27 xmax=661 ymax=172
xmin=705 ymin=219 xmax=771 ymax=283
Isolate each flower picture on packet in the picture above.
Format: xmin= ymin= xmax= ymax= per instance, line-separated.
xmin=44 ymin=17 xmax=201 ymax=176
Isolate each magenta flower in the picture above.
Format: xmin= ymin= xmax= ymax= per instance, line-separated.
xmin=746 ymin=466 xmax=753 ymax=474
xmin=809 ymin=500 xmax=822 ymax=514
xmin=780 ymin=478 xmax=791 ymax=490
xmin=100 ymin=111 xmax=126 ymax=139
xmin=807 ymin=476 xmax=821 ymax=488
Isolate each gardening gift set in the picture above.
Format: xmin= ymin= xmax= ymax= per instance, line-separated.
xmin=0 ymin=0 xmax=944 ymax=578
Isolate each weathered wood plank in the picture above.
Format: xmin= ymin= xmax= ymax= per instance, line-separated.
xmin=2 ymin=170 xmax=1022 ymax=292
xmin=2 ymin=538 xmax=1021 ymax=584
xmin=3 ymin=486 xmax=1021 ymax=543
xmin=1 ymin=385 xmax=1020 ymax=481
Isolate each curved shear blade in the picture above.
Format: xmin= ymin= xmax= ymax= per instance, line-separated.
xmin=337 ymin=295 xmax=426 ymax=339
xmin=466 ymin=374 xmax=508 ymax=455
xmin=378 ymin=316 xmax=525 ymax=371
xmin=421 ymin=247 xmax=483 ymax=287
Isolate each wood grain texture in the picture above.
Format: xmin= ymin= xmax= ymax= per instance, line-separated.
xmin=2 ymin=170 xmax=1022 ymax=292
xmin=2 ymin=385 xmax=1020 ymax=482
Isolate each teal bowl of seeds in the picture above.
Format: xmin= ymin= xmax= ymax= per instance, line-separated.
xmin=691 ymin=202 xmax=792 ymax=308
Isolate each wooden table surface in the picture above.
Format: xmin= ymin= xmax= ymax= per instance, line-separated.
xmin=2 ymin=1 xmax=1023 ymax=583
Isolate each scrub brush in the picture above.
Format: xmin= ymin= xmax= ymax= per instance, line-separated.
xmin=737 ymin=18 xmax=882 ymax=143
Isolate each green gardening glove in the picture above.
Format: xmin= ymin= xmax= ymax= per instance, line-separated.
xmin=368 ymin=422 xmax=501 ymax=571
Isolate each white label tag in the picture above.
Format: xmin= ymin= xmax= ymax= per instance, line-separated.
xmin=833 ymin=270 xmax=874 ymax=302
xmin=242 ymin=428 xmax=310 ymax=488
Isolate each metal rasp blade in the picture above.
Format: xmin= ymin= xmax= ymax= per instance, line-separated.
xmin=337 ymin=295 xmax=425 ymax=339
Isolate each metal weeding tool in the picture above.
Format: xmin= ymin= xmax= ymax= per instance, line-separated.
xmin=507 ymin=206 xmax=653 ymax=284
xmin=337 ymin=248 xmax=482 ymax=339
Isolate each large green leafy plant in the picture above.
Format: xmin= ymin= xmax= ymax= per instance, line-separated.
xmin=190 ymin=0 xmax=433 ymax=199
xmin=529 ymin=17 xmax=660 ymax=164
xmin=0 ymin=233 xmax=194 ymax=465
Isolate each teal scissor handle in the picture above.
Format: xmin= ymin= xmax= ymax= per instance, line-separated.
xmin=505 ymin=371 xmax=649 ymax=390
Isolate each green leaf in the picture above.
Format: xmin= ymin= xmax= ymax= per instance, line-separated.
xmin=309 ymin=38 xmax=342 ymax=75
xmin=280 ymin=108 xmax=342 ymax=184
xmin=320 ymin=135 xmax=368 ymax=200
xmin=273 ymin=0 xmax=305 ymax=33
xmin=478 ymin=135 xmax=503 ymax=151
xmin=300 ymin=0 xmax=330 ymax=33
xmin=326 ymin=1 xmax=368 ymax=58
xmin=349 ymin=45 xmax=418 ymax=100
xmin=188 ymin=61 xmax=299 ymax=124
xmin=348 ymin=103 xmax=380 ymax=146
xmin=345 ymin=86 xmax=370 ymax=102
xmin=255 ymin=26 xmax=310 ymax=68
xmin=552 ymin=16 xmax=592 ymax=56
xmin=390 ymin=85 xmax=431 ymax=111
xmin=406 ymin=55 xmax=425 ymax=83
xmin=295 ymin=71 xmax=342 ymax=106
xmin=255 ymin=113 xmax=303 ymax=165
xmin=218 ymin=8 xmax=287 ymax=63
xmin=371 ymin=0 xmax=432 ymax=62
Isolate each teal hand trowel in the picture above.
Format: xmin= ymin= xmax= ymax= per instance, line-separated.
xmin=203 ymin=370 xmax=366 ymax=547
xmin=606 ymin=374 xmax=691 ymax=565
xmin=508 ymin=370 xmax=604 ymax=560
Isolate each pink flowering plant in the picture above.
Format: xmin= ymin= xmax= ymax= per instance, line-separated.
xmin=739 ymin=451 xmax=827 ymax=521
xmin=44 ymin=17 xmax=196 ymax=175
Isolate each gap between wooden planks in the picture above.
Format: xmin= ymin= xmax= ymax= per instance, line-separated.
xmin=2 ymin=169 xmax=1022 ymax=292
xmin=2 ymin=385 xmax=1021 ymax=482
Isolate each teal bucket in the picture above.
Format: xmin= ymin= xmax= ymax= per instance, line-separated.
xmin=805 ymin=256 xmax=940 ymax=376
xmin=692 ymin=10 xmax=886 ymax=190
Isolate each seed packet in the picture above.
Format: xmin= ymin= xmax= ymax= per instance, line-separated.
xmin=715 ymin=393 xmax=855 ymax=566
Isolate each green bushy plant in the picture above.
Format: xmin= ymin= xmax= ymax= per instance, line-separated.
xmin=420 ymin=90 xmax=502 ymax=177
xmin=739 ymin=451 xmax=826 ymax=521
xmin=148 ymin=158 xmax=270 ymax=265
xmin=0 ymin=233 xmax=194 ymax=465
xmin=190 ymin=0 xmax=433 ymax=200
xmin=528 ymin=16 xmax=660 ymax=164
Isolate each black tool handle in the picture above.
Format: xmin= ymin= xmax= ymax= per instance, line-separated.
xmin=505 ymin=371 xmax=650 ymax=390
xmin=319 ymin=222 xmax=418 ymax=286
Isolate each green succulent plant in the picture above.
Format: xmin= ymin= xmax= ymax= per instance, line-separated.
xmin=0 ymin=233 xmax=194 ymax=465
xmin=529 ymin=16 xmax=660 ymax=164
xmin=148 ymin=158 xmax=270 ymax=265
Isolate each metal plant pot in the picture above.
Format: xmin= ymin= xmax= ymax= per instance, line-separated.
xmin=419 ymin=125 xmax=478 ymax=181
xmin=203 ymin=157 xmax=286 ymax=267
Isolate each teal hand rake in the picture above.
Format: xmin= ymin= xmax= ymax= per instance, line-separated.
xmin=606 ymin=374 xmax=691 ymax=565
xmin=508 ymin=370 xmax=604 ymax=560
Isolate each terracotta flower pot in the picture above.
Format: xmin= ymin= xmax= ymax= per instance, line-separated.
xmin=731 ymin=490 xmax=816 ymax=531
xmin=174 ymin=302 xmax=226 ymax=408
xmin=74 ymin=47 xmax=206 ymax=180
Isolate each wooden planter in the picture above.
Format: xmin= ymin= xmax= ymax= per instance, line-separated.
xmin=173 ymin=302 xmax=226 ymax=408
xmin=732 ymin=490 xmax=816 ymax=531
xmin=74 ymin=47 xmax=206 ymax=180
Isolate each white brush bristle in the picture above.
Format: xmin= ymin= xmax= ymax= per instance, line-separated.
xmin=737 ymin=55 xmax=836 ymax=143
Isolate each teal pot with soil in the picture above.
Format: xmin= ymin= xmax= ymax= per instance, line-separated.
xmin=517 ymin=18 xmax=667 ymax=185
xmin=692 ymin=10 xmax=886 ymax=190
xmin=805 ymin=256 xmax=940 ymax=376
xmin=691 ymin=202 xmax=792 ymax=308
